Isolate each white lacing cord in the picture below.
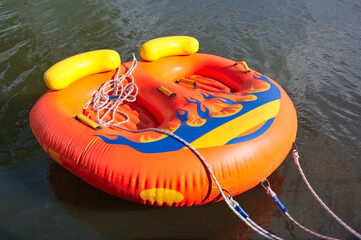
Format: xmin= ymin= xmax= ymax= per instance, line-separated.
xmin=292 ymin=144 xmax=361 ymax=239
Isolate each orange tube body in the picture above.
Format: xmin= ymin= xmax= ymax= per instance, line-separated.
xmin=30 ymin=53 xmax=297 ymax=206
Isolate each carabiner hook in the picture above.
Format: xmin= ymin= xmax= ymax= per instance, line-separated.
xmin=261 ymin=179 xmax=271 ymax=190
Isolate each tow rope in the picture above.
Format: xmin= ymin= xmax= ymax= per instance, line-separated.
xmin=290 ymin=143 xmax=360 ymax=239
xmin=83 ymin=55 xmax=360 ymax=239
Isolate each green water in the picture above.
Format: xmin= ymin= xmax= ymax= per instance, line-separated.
xmin=1 ymin=0 xmax=360 ymax=239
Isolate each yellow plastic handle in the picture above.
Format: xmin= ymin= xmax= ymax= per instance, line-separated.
xmin=75 ymin=114 xmax=101 ymax=130
xmin=140 ymin=36 xmax=199 ymax=61
xmin=158 ymin=86 xmax=177 ymax=99
xmin=44 ymin=49 xmax=121 ymax=90
xmin=176 ymin=78 xmax=198 ymax=89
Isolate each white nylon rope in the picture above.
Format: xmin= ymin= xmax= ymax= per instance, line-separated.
xmin=262 ymin=179 xmax=340 ymax=240
xmin=83 ymin=54 xmax=283 ymax=239
xmin=113 ymin=126 xmax=283 ymax=240
xmin=292 ymin=145 xmax=361 ymax=239
xmin=285 ymin=212 xmax=339 ymax=240
xmin=83 ymin=55 xmax=360 ymax=239
xmin=83 ymin=53 xmax=138 ymax=127
xmin=262 ymin=145 xmax=361 ymax=239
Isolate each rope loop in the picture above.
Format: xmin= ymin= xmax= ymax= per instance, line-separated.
xmin=83 ymin=53 xmax=138 ymax=127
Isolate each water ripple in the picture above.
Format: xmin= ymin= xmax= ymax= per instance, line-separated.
xmin=2 ymin=65 xmax=36 ymax=93
xmin=0 ymin=0 xmax=360 ymax=239
xmin=0 ymin=39 xmax=28 ymax=64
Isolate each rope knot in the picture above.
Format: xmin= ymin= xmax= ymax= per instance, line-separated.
xmin=83 ymin=53 xmax=138 ymax=128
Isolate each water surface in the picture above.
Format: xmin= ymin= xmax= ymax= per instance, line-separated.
xmin=0 ymin=0 xmax=360 ymax=239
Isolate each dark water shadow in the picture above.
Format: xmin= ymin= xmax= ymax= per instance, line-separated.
xmin=47 ymin=158 xmax=288 ymax=239
xmin=48 ymin=161 xmax=149 ymax=212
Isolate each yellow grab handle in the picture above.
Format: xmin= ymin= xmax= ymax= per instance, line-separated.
xmin=234 ymin=61 xmax=250 ymax=73
xmin=44 ymin=49 xmax=121 ymax=90
xmin=140 ymin=36 xmax=199 ymax=61
xmin=176 ymin=78 xmax=198 ymax=89
xmin=158 ymin=86 xmax=177 ymax=99
xmin=75 ymin=114 xmax=101 ymax=130
xmin=240 ymin=61 xmax=250 ymax=73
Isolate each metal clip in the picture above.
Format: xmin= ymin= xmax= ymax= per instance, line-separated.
xmin=292 ymin=143 xmax=300 ymax=165
xmin=261 ymin=179 xmax=270 ymax=190
xmin=260 ymin=179 xmax=287 ymax=212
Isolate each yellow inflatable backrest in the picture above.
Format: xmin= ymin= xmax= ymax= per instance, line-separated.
xmin=44 ymin=49 xmax=121 ymax=90
xmin=140 ymin=36 xmax=199 ymax=61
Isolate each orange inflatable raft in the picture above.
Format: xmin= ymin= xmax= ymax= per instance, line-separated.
xmin=30 ymin=36 xmax=297 ymax=206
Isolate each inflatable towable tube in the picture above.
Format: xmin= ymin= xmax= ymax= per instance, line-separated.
xmin=30 ymin=36 xmax=297 ymax=206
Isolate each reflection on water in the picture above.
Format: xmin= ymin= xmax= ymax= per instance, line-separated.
xmin=0 ymin=0 xmax=360 ymax=239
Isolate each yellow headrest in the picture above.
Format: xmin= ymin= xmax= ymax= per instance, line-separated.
xmin=44 ymin=49 xmax=120 ymax=90
xmin=140 ymin=36 xmax=199 ymax=61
